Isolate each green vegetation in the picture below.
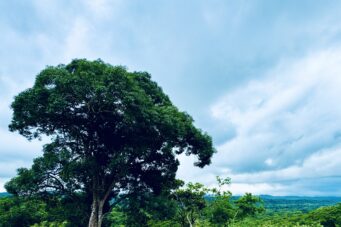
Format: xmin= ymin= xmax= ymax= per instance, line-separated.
xmin=6 ymin=59 xmax=215 ymax=226
xmin=259 ymin=196 xmax=341 ymax=214
xmin=2 ymin=181 xmax=341 ymax=226
xmin=231 ymin=203 xmax=341 ymax=227
xmin=2 ymin=59 xmax=340 ymax=226
xmin=0 ymin=193 xmax=10 ymax=198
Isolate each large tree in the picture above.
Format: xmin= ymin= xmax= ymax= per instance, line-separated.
xmin=7 ymin=59 xmax=215 ymax=227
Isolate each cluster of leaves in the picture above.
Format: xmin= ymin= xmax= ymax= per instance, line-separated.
xmin=0 ymin=197 xmax=48 ymax=227
xmin=0 ymin=194 xmax=89 ymax=227
xmin=103 ymin=177 xmax=265 ymax=227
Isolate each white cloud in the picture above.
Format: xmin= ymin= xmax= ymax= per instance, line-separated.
xmin=177 ymin=47 xmax=341 ymax=195
xmin=2 ymin=1 xmax=341 ymax=195
xmin=228 ymin=146 xmax=341 ymax=183
xmin=211 ymin=47 xmax=341 ymax=171
xmin=0 ymin=178 xmax=10 ymax=192
xmin=84 ymin=0 xmax=123 ymax=19
xmin=0 ymin=128 xmax=43 ymax=161
xmin=62 ymin=18 xmax=91 ymax=61
xmin=225 ymin=182 xmax=285 ymax=196
xmin=199 ymin=47 xmax=341 ymax=194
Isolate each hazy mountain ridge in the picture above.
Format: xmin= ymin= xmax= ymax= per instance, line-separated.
xmin=258 ymin=195 xmax=341 ymax=213
xmin=228 ymin=195 xmax=341 ymax=213
xmin=0 ymin=192 xmax=10 ymax=198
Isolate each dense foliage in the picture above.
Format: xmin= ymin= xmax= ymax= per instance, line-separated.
xmin=7 ymin=59 xmax=215 ymax=227
xmin=104 ymin=177 xmax=265 ymax=227
xmin=2 ymin=185 xmax=341 ymax=227
xmin=1 ymin=177 xmax=264 ymax=226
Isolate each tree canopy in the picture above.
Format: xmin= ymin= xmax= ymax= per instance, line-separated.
xmin=7 ymin=59 xmax=215 ymax=227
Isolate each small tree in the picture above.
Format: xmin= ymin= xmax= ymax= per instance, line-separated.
xmin=171 ymin=177 xmax=233 ymax=227
xmin=0 ymin=197 xmax=48 ymax=227
xmin=173 ymin=182 xmax=208 ymax=227
xmin=235 ymin=193 xmax=265 ymax=219
xmin=7 ymin=59 xmax=215 ymax=227
xmin=205 ymin=177 xmax=234 ymax=226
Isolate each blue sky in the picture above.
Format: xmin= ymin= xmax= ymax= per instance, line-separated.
xmin=1 ymin=0 xmax=341 ymax=195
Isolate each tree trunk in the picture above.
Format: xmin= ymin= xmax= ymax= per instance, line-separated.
xmin=88 ymin=197 xmax=98 ymax=227
xmin=98 ymin=201 xmax=104 ymax=227
xmin=186 ymin=213 xmax=193 ymax=227
xmin=88 ymin=194 xmax=105 ymax=227
xmin=88 ymin=174 xmax=115 ymax=227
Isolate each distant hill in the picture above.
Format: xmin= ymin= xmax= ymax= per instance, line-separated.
xmin=259 ymin=195 xmax=341 ymax=201
xmin=0 ymin=192 xmax=10 ymax=198
xmin=218 ymin=195 xmax=341 ymax=213
xmin=258 ymin=195 xmax=341 ymax=213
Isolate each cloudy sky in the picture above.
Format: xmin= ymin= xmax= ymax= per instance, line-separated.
xmin=2 ymin=0 xmax=341 ymax=196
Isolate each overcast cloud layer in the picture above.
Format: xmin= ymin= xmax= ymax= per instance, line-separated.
xmin=1 ymin=0 xmax=341 ymax=195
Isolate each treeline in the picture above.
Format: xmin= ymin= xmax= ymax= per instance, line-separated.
xmin=1 ymin=177 xmax=341 ymax=226
xmin=258 ymin=196 xmax=341 ymax=214
xmin=232 ymin=203 xmax=341 ymax=227
xmin=0 ymin=177 xmax=265 ymax=226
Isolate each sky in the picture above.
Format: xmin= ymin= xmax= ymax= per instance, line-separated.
xmin=1 ymin=0 xmax=341 ymax=196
